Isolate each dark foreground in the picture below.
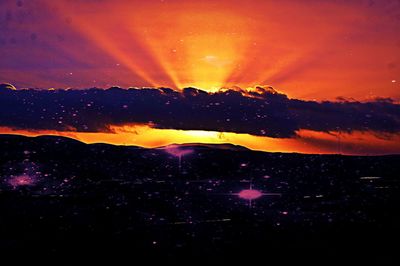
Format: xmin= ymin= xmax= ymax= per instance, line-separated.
xmin=0 ymin=134 xmax=399 ymax=265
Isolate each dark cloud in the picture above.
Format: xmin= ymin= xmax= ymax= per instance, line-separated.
xmin=291 ymin=98 xmax=400 ymax=134
xmin=0 ymin=86 xmax=399 ymax=137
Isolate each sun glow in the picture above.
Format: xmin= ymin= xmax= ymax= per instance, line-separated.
xmin=1 ymin=125 xmax=400 ymax=155
xmin=1 ymin=1 xmax=398 ymax=100
xmin=51 ymin=1 xmax=252 ymax=90
xmin=46 ymin=0 xmax=368 ymax=96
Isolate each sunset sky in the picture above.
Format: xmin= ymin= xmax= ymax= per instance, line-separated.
xmin=0 ymin=0 xmax=399 ymax=154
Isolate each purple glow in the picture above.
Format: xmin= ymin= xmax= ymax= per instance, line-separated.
xmin=8 ymin=174 xmax=36 ymax=187
xmin=164 ymin=145 xmax=194 ymax=171
xmin=164 ymin=145 xmax=194 ymax=157
xmin=238 ymin=189 xmax=263 ymax=200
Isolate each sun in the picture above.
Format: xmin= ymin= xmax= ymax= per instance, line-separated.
xmin=51 ymin=0 xmax=252 ymax=91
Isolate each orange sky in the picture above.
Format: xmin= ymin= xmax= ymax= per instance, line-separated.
xmin=2 ymin=125 xmax=400 ymax=155
xmin=0 ymin=0 xmax=399 ymax=100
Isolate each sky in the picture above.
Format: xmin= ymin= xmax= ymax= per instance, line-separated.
xmin=0 ymin=0 xmax=400 ymax=154
xmin=1 ymin=0 xmax=399 ymax=99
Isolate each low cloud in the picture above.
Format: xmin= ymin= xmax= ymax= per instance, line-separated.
xmin=0 ymin=86 xmax=399 ymax=138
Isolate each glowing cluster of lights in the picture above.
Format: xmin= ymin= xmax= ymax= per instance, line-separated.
xmin=7 ymin=174 xmax=36 ymax=188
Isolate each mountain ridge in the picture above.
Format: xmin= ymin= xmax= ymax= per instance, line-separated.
xmin=1 ymin=133 xmax=400 ymax=157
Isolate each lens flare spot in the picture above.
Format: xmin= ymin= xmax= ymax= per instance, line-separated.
xmin=164 ymin=145 xmax=194 ymax=157
xmin=8 ymin=174 xmax=36 ymax=187
xmin=238 ymin=189 xmax=263 ymax=200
